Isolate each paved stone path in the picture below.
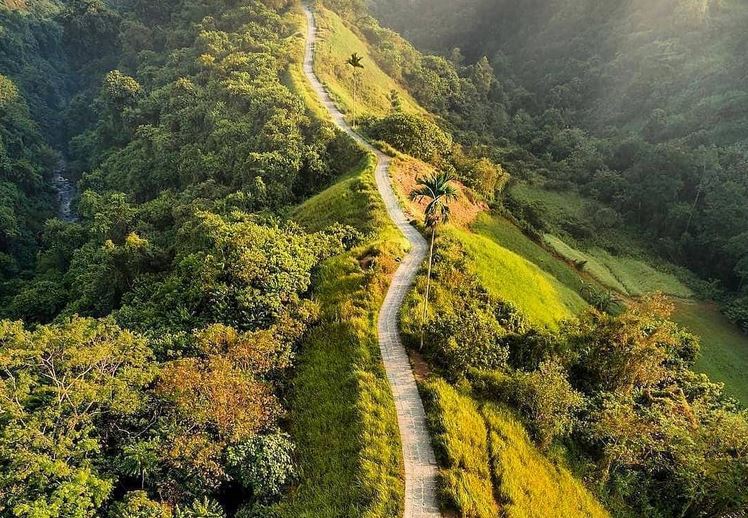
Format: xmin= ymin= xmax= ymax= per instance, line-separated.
xmin=302 ymin=6 xmax=441 ymax=517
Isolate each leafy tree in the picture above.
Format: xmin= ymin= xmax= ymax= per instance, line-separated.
xmin=226 ymin=433 xmax=297 ymax=501
xmin=0 ymin=317 xmax=155 ymax=517
xmin=509 ymin=359 xmax=584 ymax=449
xmin=368 ymin=112 xmax=452 ymax=162
xmin=109 ymin=492 xmax=172 ymax=518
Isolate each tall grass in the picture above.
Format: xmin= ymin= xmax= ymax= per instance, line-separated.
xmin=421 ymin=379 xmax=499 ymax=518
xmin=482 ymin=403 xmax=610 ymax=518
xmin=311 ymin=5 xmax=425 ymax=118
xmin=449 ymin=226 xmax=586 ymax=330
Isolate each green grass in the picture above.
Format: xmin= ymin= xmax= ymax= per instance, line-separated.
xmin=312 ymin=5 xmax=425 ymax=118
xmin=482 ymin=403 xmax=610 ymax=518
xmin=673 ymin=301 xmax=748 ymax=405
xmin=472 ymin=213 xmax=589 ymax=296
xmin=421 ymin=379 xmax=499 ymax=518
xmin=543 ymin=235 xmax=630 ymax=294
xmin=292 ymin=154 xmax=392 ymax=234
xmin=509 ymin=182 xmax=591 ymax=228
xmin=275 ymin=153 xmax=408 ymax=517
xmin=449 ymin=225 xmax=587 ymax=330
xmin=543 ymin=232 xmax=692 ymax=298
xmin=421 ymin=378 xmax=609 ymax=518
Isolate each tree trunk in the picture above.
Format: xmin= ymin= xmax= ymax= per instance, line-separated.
xmin=420 ymin=227 xmax=436 ymax=350
xmin=352 ymin=72 xmax=357 ymax=128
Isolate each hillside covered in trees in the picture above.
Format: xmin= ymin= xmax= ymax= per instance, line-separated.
xmin=1 ymin=0 xmax=747 ymax=516
xmin=372 ymin=0 xmax=748 ymax=327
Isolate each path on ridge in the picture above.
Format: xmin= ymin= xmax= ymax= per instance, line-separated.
xmin=302 ymin=6 xmax=441 ymax=517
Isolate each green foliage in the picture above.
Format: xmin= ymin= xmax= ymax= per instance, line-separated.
xmin=506 ymin=359 xmax=584 ymax=449
xmin=0 ymin=317 xmax=155 ymax=517
xmin=366 ymin=112 xmax=452 ymax=163
xmin=109 ymin=492 xmax=172 ymax=518
xmin=226 ymin=433 xmax=296 ymax=502
xmin=175 ymin=498 xmax=225 ymax=518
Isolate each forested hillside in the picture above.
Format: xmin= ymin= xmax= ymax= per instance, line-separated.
xmin=0 ymin=0 xmax=366 ymax=515
xmin=372 ymin=0 xmax=748 ymax=328
xmin=1 ymin=0 xmax=748 ymax=516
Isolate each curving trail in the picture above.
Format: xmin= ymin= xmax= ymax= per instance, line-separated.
xmin=302 ymin=6 xmax=441 ymax=517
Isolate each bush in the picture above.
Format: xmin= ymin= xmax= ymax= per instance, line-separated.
xmin=226 ymin=433 xmax=297 ymax=502
xmin=506 ymin=359 xmax=583 ymax=449
xmin=426 ymin=307 xmax=509 ymax=379
xmin=109 ymin=492 xmax=172 ymax=518
xmin=366 ymin=112 xmax=452 ymax=163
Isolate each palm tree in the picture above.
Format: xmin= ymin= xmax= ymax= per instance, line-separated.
xmin=410 ymin=171 xmax=458 ymax=349
xmin=346 ymin=52 xmax=364 ymax=127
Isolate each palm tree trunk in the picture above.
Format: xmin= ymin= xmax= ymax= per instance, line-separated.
xmin=420 ymin=227 xmax=436 ymax=350
xmin=352 ymin=74 xmax=357 ymax=128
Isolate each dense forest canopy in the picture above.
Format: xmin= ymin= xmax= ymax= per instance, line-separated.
xmin=372 ymin=0 xmax=748 ymax=328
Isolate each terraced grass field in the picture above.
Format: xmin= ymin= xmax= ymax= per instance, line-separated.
xmin=543 ymin=234 xmax=692 ymax=298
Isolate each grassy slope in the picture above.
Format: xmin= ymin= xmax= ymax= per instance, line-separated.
xmin=482 ymin=403 xmax=609 ymax=518
xmin=422 ymin=379 xmax=609 ymax=518
xmin=312 ymin=5 xmax=425 ymax=118
xmin=510 ymin=183 xmax=692 ymax=298
xmin=673 ymin=301 xmax=748 ymax=404
xmin=275 ymin=11 xmax=409 ymax=516
xmin=387 ymin=157 xmax=587 ymax=330
xmin=451 ymin=225 xmax=587 ymax=330
xmin=276 ymin=155 xmax=408 ymax=517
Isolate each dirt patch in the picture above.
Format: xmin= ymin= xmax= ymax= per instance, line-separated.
xmin=390 ymin=155 xmax=487 ymax=227
xmin=407 ymin=348 xmax=432 ymax=383
xmin=3 ymin=0 xmax=28 ymax=10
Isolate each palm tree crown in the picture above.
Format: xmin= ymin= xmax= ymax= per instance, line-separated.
xmin=410 ymin=171 xmax=459 ymax=228
xmin=346 ymin=52 xmax=364 ymax=69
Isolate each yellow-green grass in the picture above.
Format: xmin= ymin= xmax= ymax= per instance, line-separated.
xmin=312 ymin=5 xmax=425 ymax=118
xmin=509 ymin=182 xmax=591 ymax=225
xmin=543 ymin=235 xmax=629 ymax=294
xmin=421 ymin=379 xmax=499 ymax=518
xmin=482 ymin=403 xmax=610 ymax=518
xmin=673 ymin=301 xmax=748 ymax=405
xmin=544 ymin=234 xmax=692 ymax=298
xmin=292 ymin=154 xmax=394 ymax=235
xmin=275 ymin=156 xmax=407 ymax=517
xmin=449 ymin=226 xmax=587 ymax=330
xmin=472 ymin=213 xmax=589 ymax=295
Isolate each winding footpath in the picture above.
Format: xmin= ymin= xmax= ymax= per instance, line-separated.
xmin=302 ymin=6 xmax=441 ymax=517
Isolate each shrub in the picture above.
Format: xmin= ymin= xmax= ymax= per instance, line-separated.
xmin=109 ymin=492 xmax=172 ymax=518
xmin=226 ymin=433 xmax=297 ymax=502
xmin=426 ymin=309 xmax=509 ymax=379
xmin=366 ymin=112 xmax=452 ymax=163
xmin=507 ymin=359 xmax=584 ymax=449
